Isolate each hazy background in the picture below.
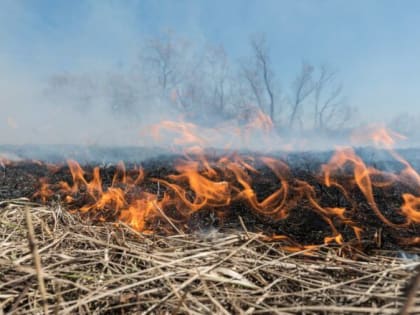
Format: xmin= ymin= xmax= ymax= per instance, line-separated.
xmin=1 ymin=0 xmax=420 ymax=150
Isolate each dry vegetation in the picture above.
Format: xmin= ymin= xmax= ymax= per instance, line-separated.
xmin=0 ymin=199 xmax=419 ymax=314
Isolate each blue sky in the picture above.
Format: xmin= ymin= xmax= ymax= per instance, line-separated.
xmin=1 ymin=0 xmax=420 ymax=121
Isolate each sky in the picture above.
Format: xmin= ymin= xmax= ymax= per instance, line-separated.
xmin=1 ymin=0 xmax=420 ymax=144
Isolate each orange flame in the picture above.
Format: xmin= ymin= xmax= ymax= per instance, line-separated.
xmin=34 ymin=124 xmax=420 ymax=248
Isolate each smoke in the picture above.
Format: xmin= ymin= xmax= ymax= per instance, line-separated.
xmin=0 ymin=1 xmax=165 ymax=147
xmin=0 ymin=68 xmax=158 ymax=146
xmin=1 ymin=1 xmax=420 ymax=159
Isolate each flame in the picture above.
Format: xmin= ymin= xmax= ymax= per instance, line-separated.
xmin=322 ymin=147 xmax=407 ymax=228
xmin=350 ymin=125 xmax=406 ymax=148
xmin=244 ymin=109 xmax=274 ymax=134
xmin=34 ymin=178 xmax=54 ymax=203
xmin=150 ymin=120 xmax=207 ymax=147
xmin=34 ymin=124 xmax=420 ymax=248
xmin=401 ymin=194 xmax=420 ymax=223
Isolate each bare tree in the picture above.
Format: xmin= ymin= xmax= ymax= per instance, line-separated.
xmin=288 ymin=62 xmax=354 ymax=131
xmin=242 ymin=35 xmax=277 ymax=123
xmin=314 ymin=65 xmax=335 ymax=129
xmin=243 ymin=66 xmax=264 ymax=110
xmin=141 ymin=30 xmax=189 ymax=94
xmin=141 ymin=31 xmax=210 ymax=118
xmin=289 ymin=62 xmax=314 ymax=129
xmin=312 ymin=65 xmax=351 ymax=130
xmin=205 ymin=45 xmax=230 ymax=114
xmin=47 ymin=31 xmax=355 ymax=131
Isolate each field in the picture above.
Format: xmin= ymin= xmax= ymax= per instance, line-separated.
xmin=1 ymin=202 xmax=419 ymax=314
xmin=0 ymin=148 xmax=419 ymax=314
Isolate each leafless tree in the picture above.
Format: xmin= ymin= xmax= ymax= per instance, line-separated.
xmin=142 ymin=32 xmax=237 ymax=123
xmin=289 ymin=62 xmax=314 ymax=129
xmin=242 ymin=35 xmax=277 ymax=123
xmin=141 ymin=30 xmax=189 ymax=94
xmin=243 ymin=64 xmax=263 ymax=111
xmin=205 ymin=45 xmax=230 ymax=114
xmin=141 ymin=31 xmax=209 ymax=118
xmin=289 ymin=62 xmax=355 ymax=131
xmin=312 ymin=65 xmax=351 ymax=130
xmin=46 ymin=31 xmax=356 ymax=132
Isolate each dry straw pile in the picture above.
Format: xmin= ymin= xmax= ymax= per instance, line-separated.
xmin=0 ymin=199 xmax=419 ymax=314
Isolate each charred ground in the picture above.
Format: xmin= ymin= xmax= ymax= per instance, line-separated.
xmin=1 ymin=150 xmax=418 ymax=251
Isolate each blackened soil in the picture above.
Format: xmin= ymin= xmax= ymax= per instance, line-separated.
xmin=0 ymin=155 xmax=419 ymax=250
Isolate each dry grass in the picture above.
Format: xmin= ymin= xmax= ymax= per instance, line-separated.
xmin=0 ymin=199 xmax=419 ymax=314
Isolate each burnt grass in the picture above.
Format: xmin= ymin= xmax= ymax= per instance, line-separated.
xmin=0 ymin=153 xmax=419 ymax=251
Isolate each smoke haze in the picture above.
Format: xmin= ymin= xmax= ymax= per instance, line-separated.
xmin=1 ymin=1 xmax=420 ymax=153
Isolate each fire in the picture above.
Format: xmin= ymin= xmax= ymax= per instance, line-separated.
xmin=34 ymin=124 xmax=420 ymax=248
xmin=350 ymin=125 xmax=406 ymax=148
xmin=33 ymin=178 xmax=54 ymax=203
xmin=322 ymin=147 xmax=408 ymax=228
xmin=401 ymin=194 xmax=420 ymax=223
xmin=150 ymin=120 xmax=207 ymax=148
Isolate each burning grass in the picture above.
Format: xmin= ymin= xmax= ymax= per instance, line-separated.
xmin=1 ymin=125 xmax=420 ymax=313
xmin=0 ymin=199 xmax=419 ymax=314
